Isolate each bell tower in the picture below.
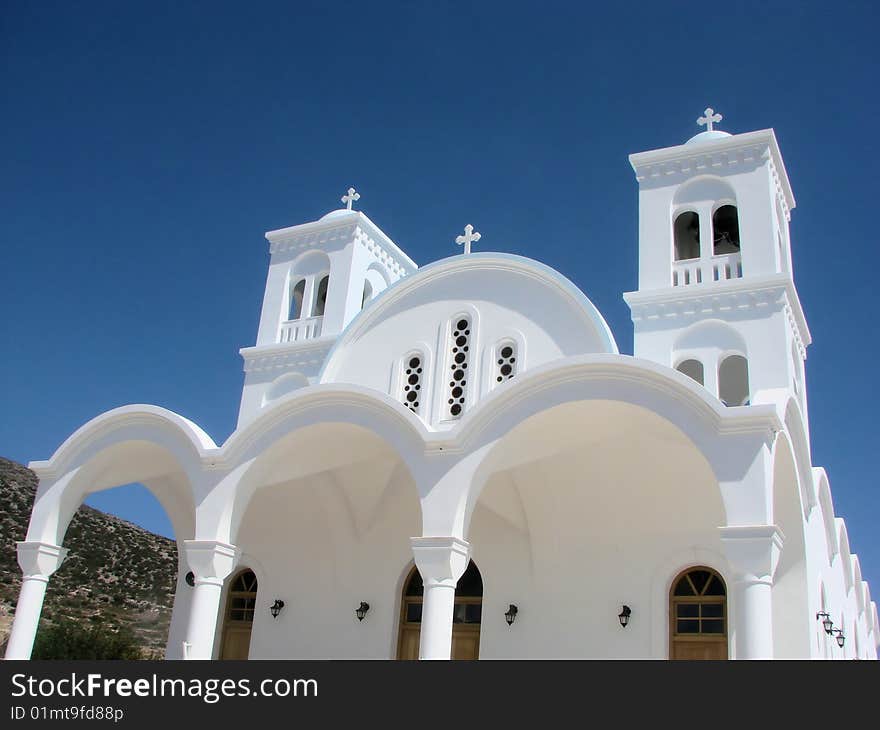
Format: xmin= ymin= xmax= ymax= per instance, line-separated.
xmin=623 ymin=110 xmax=811 ymax=423
xmin=237 ymin=188 xmax=418 ymax=426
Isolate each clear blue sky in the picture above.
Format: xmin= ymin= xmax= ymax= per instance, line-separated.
xmin=2 ymin=2 xmax=878 ymax=594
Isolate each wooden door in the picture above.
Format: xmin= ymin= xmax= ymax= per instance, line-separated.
xmin=670 ymin=567 xmax=728 ymax=661
xmin=220 ymin=569 xmax=258 ymax=660
xmin=396 ymin=625 xmax=480 ymax=660
xmin=221 ymin=626 xmax=253 ymax=660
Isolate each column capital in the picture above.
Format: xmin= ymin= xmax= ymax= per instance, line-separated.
xmin=16 ymin=541 xmax=68 ymax=579
xmin=719 ymin=524 xmax=784 ymax=585
xmin=183 ymin=540 xmax=240 ymax=581
xmin=410 ymin=536 xmax=470 ymax=588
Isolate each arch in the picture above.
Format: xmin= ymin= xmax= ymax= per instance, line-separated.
xmin=447 ymin=354 xmax=778 ymax=538
xmin=852 ymin=557 xmax=865 ymax=616
xmin=669 ymin=567 xmax=728 ymax=660
xmin=783 ymin=398 xmax=817 ymax=516
xmin=320 ymin=253 xmax=619 ymax=386
xmin=26 ymin=405 xmax=208 ymax=546
xmin=672 ymin=175 xmax=737 ymax=208
xmin=290 ymin=249 xmax=331 ymax=278
xmin=675 ymin=358 xmax=704 ymax=386
xmin=262 ymin=372 xmax=310 ymax=406
xmin=313 ymin=274 xmax=330 ymax=317
xmin=712 ymin=205 xmax=741 ymax=255
xmin=718 ymin=355 xmax=750 ymax=406
xmin=814 ymin=469 xmax=838 ymax=565
xmin=835 ymin=519 xmax=854 ymax=594
xmin=219 ymin=389 xmax=427 ymax=546
xmin=364 ymin=264 xmax=390 ymax=299
xmin=396 ymin=560 xmax=483 ymax=660
xmin=771 ymin=433 xmax=811 ymax=657
xmin=288 ymin=278 xmax=306 ymax=320
xmin=673 ymin=211 xmax=701 ymax=261
xmin=673 ymin=319 xmax=748 ymax=355
xmin=361 ymin=279 xmax=373 ymax=308
xmin=219 ymin=568 xmax=258 ymax=660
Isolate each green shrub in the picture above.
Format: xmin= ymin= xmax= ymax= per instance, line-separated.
xmin=31 ymin=619 xmax=143 ymax=660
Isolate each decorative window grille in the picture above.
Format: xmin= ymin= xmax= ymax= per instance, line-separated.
xmin=495 ymin=341 xmax=517 ymax=384
xmin=402 ymin=354 xmax=424 ymax=414
xmin=446 ymin=316 xmax=472 ymax=418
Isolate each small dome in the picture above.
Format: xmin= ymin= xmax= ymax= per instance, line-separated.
xmin=685 ymin=130 xmax=732 ymax=145
xmin=319 ymin=209 xmax=356 ymax=221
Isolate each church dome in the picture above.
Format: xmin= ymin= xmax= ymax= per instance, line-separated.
xmin=319 ymin=208 xmax=356 ymax=221
xmin=685 ymin=129 xmax=732 ymax=145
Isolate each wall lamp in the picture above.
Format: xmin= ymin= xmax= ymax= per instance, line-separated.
xmin=269 ymin=599 xmax=285 ymax=618
xmin=356 ymin=602 xmax=370 ymax=622
xmin=618 ymin=605 xmax=632 ymax=628
xmin=504 ymin=604 xmax=518 ymax=626
xmin=832 ymin=629 xmax=845 ymax=648
xmin=816 ymin=611 xmax=834 ymax=635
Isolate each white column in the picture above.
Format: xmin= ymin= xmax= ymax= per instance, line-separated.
xmin=720 ymin=524 xmax=783 ymax=660
xmin=411 ymin=536 xmax=470 ymax=660
xmin=183 ymin=540 xmax=240 ymax=660
xmin=5 ymin=542 xmax=68 ymax=660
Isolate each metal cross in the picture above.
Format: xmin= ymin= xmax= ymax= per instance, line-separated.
xmin=341 ymin=187 xmax=360 ymax=210
xmin=455 ymin=224 xmax=481 ymax=255
xmin=697 ymin=107 xmax=723 ymax=132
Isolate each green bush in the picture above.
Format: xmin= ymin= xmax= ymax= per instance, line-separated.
xmin=31 ymin=619 xmax=143 ymax=660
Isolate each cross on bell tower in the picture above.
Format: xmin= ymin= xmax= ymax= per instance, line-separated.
xmin=341 ymin=187 xmax=360 ymax=210
xmin=697 ymin=107 xmax=723 ymax=132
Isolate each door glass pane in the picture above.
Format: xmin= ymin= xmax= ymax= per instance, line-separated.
xmin=701 ymin=619 xmax=725 ymax=634
xmin=405 ymin=603 xmax=422 ymax=623
xmin=677 ymin=620 xmax=700 ymax=634
xmin=677 ymin=604 xmax=699 ymax=618
xmin=701 ymin=603 xmax=723 ymax=618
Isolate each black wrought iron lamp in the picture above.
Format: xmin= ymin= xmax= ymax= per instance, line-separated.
xmin=269 ymin=599 xmax=285 ymax=618
xmin=816 ymin=611 xmax=833 ymax=635
xmin=356 ymin=601 xmax=370 ymax=622
xmin=504 ymin=604 xmax=518 ymax=626
xmin=833 ymin=629 xmax=845 ymax=648
xmin=618 ymin=605 xmax=632 ymax=628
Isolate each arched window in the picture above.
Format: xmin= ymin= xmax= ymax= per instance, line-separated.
xmin=670 ymin=567 xmax=727 ymax=660
xmin=397 ymin=561 xmax=482 ymax=660
xmin=676 ymin=358 xmax=704 ymax=386
xmin=712 ymin=205 xmax=740 ymax=255
xmin=289 ymin=279 xmax=305 ymax=320
xmin=494 ymin=341 xmax=517 ymax=384
xmin=718 ymin=355 xmax=750 ymax=406
xmin=446 ymin=316 xmax=472 ymax=419
xmin=362 ymin=280 xmax=373 ymax=309
xmin=674 ymin=211 xmax=701 ymax=261
xmin=401 ymin=353 xmax=424 ymax=415
xmin=313 ymin=275 xmax=330 ymax=317
xmin=220 ymin=569 xmax=258 ymax=660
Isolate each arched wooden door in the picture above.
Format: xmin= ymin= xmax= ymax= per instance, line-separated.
xmin=220 ymin=569 xmax=257 ymax=660
xmin=397 ymin=560 xmax=482 ymax=660
xmin=670 ymin=567 xmax=728 ymax=660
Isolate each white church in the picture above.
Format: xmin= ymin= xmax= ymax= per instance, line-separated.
xmin=5 ymin=110 xmax=877 ymax=661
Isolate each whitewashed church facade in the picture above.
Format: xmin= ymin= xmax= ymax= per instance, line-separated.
xmin=6 ymin=112 xmax=878 ymax=660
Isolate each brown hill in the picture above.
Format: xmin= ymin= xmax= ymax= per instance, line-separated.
xmin=0 ymin=457 xmax=177 ymax=657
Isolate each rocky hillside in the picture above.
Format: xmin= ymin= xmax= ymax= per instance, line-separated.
xmin=0 ymin=457 xmax=178 ymax=657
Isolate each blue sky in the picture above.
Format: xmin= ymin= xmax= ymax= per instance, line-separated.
xmin=2 ymin=2 xmax=878 ymax=593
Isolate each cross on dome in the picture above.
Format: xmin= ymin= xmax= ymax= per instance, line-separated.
xmin=455 ymin=224 xmax=481 ymax=255
xmin=697 ymin=107 xmax=723 ymax=132
xmin=341 ymin=187 xmax=360 ymax=210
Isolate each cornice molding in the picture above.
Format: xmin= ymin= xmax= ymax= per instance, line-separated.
xmin=240 ymin=339 xmax=335 ymax=373
xmin=623 ymin=274 xmax=811 ymax=353
xmin=265 ymin=211 xmax=417 ymax=277
xmin=628 ymin=129 xmax=795 ymax=220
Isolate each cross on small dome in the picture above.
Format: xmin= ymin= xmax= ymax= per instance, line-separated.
xmin=455 ymin=224 xmax=481 ymax=255
xmin=341 ymin=187 xmax=360 ymax=210
xmin=697 ymin=107 xmax=723 ymax=132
